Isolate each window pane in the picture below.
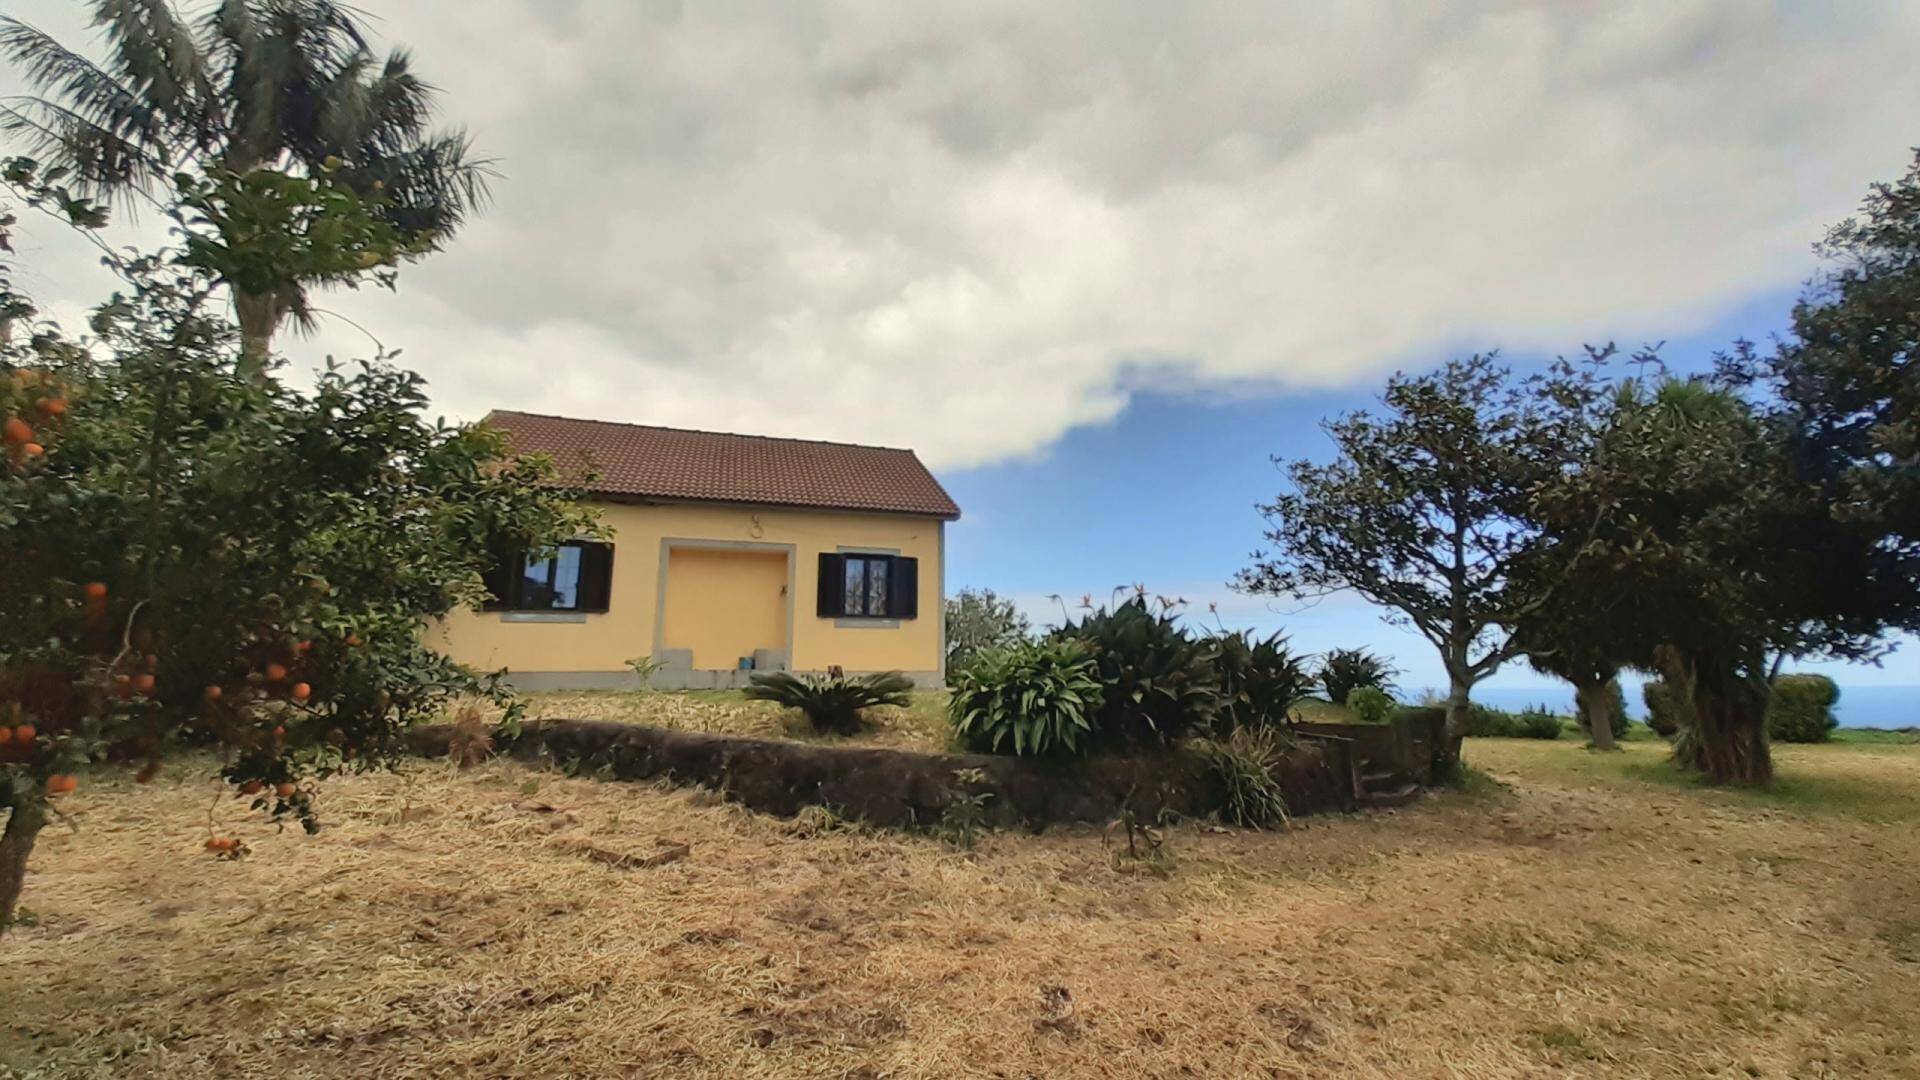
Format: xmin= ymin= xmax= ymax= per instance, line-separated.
xmin=551 ymin=545 xmax=582 ymax=609
xmin=520 ymin=555 xmax=555 ymax=609
xmin=867 ymin=559 xmax=888 ymax=616
xmin=844 ymin=557 xmax=866 ymax=616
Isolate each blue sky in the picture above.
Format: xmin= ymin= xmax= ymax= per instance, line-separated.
xmin=940 ymin=285 xmax=1919 ymax=699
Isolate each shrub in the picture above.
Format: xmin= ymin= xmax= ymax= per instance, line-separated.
xmin=1347 ymin=686 xmax=1396 ymax=725
xmin=1190 ymin=727 xmax=1291 ymax=829
xmin=1463 ymin=703 xmax=1520 ymax=737
xmin=1317 ymin=648 xmax=1398 ymax=706
xmin=1642 ymin=680 xmax=1687 ymax=737
xmin=943 ymin=588 xmax=1031 ymax=679
xmin=1573 ymin=678 xmax=1631 ymax=740
xmin=1211 ymin=629 xmax=1312 ymax=730
xmin=1052 ymin=595 xmax=1220 ymax=746
xmin=1767 ymin=674 xmax=1840 ymax=743
xmin=743 ymin=671 xmax=914 ymax=735
xmin=1515 ymin=706 xmax=1563 ymax=740
xmin=949 ymin=640 xmax=1103 ymax=757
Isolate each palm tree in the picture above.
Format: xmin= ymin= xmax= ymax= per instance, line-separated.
xmin=1 ymin=0 xmax=489 ymax=373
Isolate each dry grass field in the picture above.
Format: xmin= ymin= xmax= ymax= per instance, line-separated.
xmin=3 ymin=727 xmax=1918 ymax=1078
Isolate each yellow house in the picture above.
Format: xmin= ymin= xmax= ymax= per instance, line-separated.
xmin=435 ymin=411 xmax=960 ymax=689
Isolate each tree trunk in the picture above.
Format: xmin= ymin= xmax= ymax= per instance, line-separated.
xmin=234 ymin=289 xmax=283 ymax=380
xmin=1576 ymin=680 xmax=1616 ymax=751
xmin=1438 ymin=674 xmax=1471 ymax=771
xmin=0 ymin=794 xmax=47 ymax=933
xmin=1672 ymin=654 xmax=1772 ymax=786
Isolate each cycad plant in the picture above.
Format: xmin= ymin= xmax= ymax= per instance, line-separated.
xmin=744 ymin=671 xmax=914 ymax=735
xmin=1 ymin=0 xmax=489 ymax=371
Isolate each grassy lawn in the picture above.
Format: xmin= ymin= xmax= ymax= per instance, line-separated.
xmin=4 ymin=721 xmax=1919 ymax=1076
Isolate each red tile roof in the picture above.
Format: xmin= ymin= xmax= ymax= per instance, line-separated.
xmin=483 ymin=411 xmax=961 ymax=520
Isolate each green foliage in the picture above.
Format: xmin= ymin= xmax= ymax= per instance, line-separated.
xmin=0 ymin=2 xmax=488 ymax=367
xmin=1347 ymin=686 xmax=1395 ymax=725
xmin=742 ymin=671 xmax=914 ymax=735
xmin=1191 ymin=727 xmax=1292 ymax=829
xmin=1317 ymin=647 xmax=1398 ymax=706
xmin=948 ymin=639 xmax=1102 ymax=757
xmin=1755 ymin=148 xmax=1920 ymax=633
xmin=1766 ymin=674 xmax=1840 ymax=744
xmin=0 ymin=197 xmax=593 ymax=891
xmin=943 ymin=587 xmax=1031 ymax=679
xmin=1239 ymin=356 xmax=1556 ymax=754
xmin=1460 ymin=702 xmax=1561 ymax=739
xmin=1051 ymin=594 xmax=1220 ymax=747
xmin=1210 ymin=629 xmax=1311 ymax=730
xmin=1515 ymin=707 xmax=1564 ymax=740
xmin=1642 ymin=680 xmax=1687 ymax=737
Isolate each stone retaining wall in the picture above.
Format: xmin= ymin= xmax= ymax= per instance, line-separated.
xmin=413 ymin=714 xmax=1444 ymax=829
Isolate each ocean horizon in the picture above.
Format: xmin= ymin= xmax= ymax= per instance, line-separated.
xmin=1435 ymin=683 xmax=1917 ymax=730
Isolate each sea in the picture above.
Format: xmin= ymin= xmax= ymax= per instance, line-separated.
xmin=1454 ymin=683 xmax=1917 ymax=730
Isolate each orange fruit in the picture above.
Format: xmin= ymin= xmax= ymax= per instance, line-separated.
xmin=0 ymin=726 xmax=10 ymax=745
xmin=290 ymin=682 xmax=312 ymax=702
xmin=21 ymin=442 xmax=42 ymax=459
xmin=272 ymin=724 xmax=286 ymax=739
xmin=293 ymin=640 xmax=311 ymax=655
xmin=274 ymin=782 xmax=296 ymax=798
xmin=83 ymin=582 xmax=108 ymax=600
xmin=2 ymin=416 xmax=31 ymax=445
xmin=132 ymin=673 xmax=155 ymax=695
xmin=14 ymin=723 xmax=35 ymax=743
xmin=46 ymin=774 xmax=77 ymax=796
xmin=204 ymin=684 xmax=223 ymax=702
xmin=37 ymin=398 xmax=66 ymax=418
xmin=345 ymin=633 xmax=362 ymax=647
xmin=239 ymin=779 xmax=264 ymax=795
xmin=264 ymin=662 xmax=288 ymax=683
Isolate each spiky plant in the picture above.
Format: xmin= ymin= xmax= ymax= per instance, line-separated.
xmin=1052 ymin=594 xmax=1220 ymax=747
xmin=1316 ymin=647 xmax=1398 ymax=706
xmin=743 ymin=671 xmax=914 ymax=735
xmin=1 ymin=1 xmax=489 ymax=371
xmin=1190 ymin=727 xmax=1292 ymax=829
xmin=1211 ymin=629 xmax=1311 ymax=730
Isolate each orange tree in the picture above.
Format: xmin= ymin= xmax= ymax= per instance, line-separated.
xmin=0 ymin=167 xmax=595 ymax=929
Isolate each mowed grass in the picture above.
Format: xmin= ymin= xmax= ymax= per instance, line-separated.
xmin=3 ymin=718 xmax=1919 ymax=1077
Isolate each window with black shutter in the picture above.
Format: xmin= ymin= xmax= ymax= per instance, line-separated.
xmin=818 ymin=552 xmax=918 ymax=619
xmin=482 ymin=540 xmax=614 ymax=613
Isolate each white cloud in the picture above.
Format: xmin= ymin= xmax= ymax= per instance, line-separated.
xmin=7 ymin=1 xmax=1919 ymax=468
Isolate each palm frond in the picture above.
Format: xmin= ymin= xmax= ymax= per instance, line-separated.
xmin=0 ymin=17 xmax=188 ymax=180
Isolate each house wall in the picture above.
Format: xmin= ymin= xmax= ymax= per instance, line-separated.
xmin=434 ymin=500 xmax=947 ymax=688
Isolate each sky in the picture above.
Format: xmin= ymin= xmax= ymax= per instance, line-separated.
xmin=4 ymin=1 xmax=1917 ymax=697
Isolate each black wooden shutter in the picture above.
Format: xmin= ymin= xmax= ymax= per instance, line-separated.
xmin=889 ymin=557 xmax=918 ymax=619
xmin=578 ymin=542 xmax=615 ymax=613
xmin=480 ymin=549 xmax=514 ymax=611
xmin=817 ymin=553 xmax=846 ymax=617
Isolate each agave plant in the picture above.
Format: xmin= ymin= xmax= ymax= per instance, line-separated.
xmin=1212 ymin=629 xmax=1312 ymax=730
xmin=1316 ymin=647 xmax=1399 ymax=706
xmin=1051 ymin=594 xmax=1220 ymax=746
xmin=949 ymin=639 xmax=1103 ymax=757
xmin=743 ymin=671 xmax=914 ymax=734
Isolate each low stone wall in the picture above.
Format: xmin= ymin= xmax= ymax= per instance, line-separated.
xmin=413 ymin=719 xmax=1368 ymax=829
